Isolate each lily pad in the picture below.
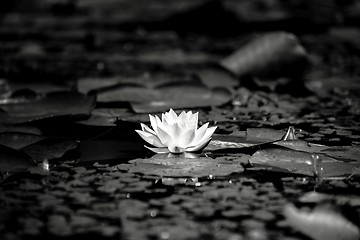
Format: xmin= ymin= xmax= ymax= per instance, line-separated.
xmin=0 ymin=124 xmax=42 ymax=135
xmin=206 ymin=128 xmax=287 ymax=151
xmin=274 ymin=140 xmax=329 ymax=153
xmin=244 ymin=128 xmax=285 ymax=142
xmin=249 ymin=147 xmax=356 ymax=177
xmin=76 ymin=108 xmax=130 ymax=126
xmin=77 ymin=72 xmax=197 ymax=94
xmin=0 ymin=132 xmax=46 ymax=149
xmin=0 ymin=92 xmax=96 ymax=124
xmin=320 ymin=145 xmax=360 ymax=163
xmin=0 ymin=144 xmax=35 ymax=171
xmin=80 ymin=77 xmax=232 ymax=113
xmin=8 ymin=81 xmax=72 ymax=95
xmin=131 ymin=83 xmax=232 ymax=113
xmin=117 ymin=153 xmax=245 ymax=177
xmin=21 ymin=137 xmax=79 ymax=163
xmin=205 ymin=134 xmax=275 ymax=152
xmin=207 ymin=127 xmax=330 ymax=155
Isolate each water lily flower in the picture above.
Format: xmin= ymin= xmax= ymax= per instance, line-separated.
xmin=136 ymin=109 xmax=217 ymax=154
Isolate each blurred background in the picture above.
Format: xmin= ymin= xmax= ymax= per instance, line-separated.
xmin=1 ymin=0 xmax=360 ymax=83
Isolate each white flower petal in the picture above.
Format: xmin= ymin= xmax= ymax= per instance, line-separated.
xmin=186 ymin=138 xmax=211 ymax=152
xmin=145 ymin=145 xmax=169 ymax=154
xmin=179 ymin=128 xmax=196 ymax=148
xmin=162 ymin=113 xmax=171 ymax=125
xmin=179 ymin=111 xmax=188 ymax=123
xmin=186 ymin=111 xmax=193 ymax=119
xmin=135 ymin=130 xmax=164 ymax=147
xmin=149 ymin=114 xmax=158 ymax=134
xmin=154 ymin=115 xmax=165 ymax=131
xmin=188 ymin=112 xmax=198 ymax=131
xmin=191 ymin=122 xmax=209 ymax=145
xmin=165 ymin=123 xmax=181 ymax=145
xmin=167 ymin=108 xmax=178 ymax=122
xmin=156 ymin=125 xmax=172 ymax=145
xmin=197 ymin=126 xmax=217 ymax=146
xmin=140 ymin=123 xmax=156 ymax=135
xmin=164 ymin=113 xmax=175 ymax=125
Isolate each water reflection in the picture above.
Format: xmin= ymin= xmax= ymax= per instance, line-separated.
xmin=151 ymin=152 xmax=200 ymax=159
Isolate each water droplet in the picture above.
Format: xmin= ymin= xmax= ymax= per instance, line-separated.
xmin=126 ymin=193 xmax=131 ymax=199
xmin=195 ymin=182 xmax=201 ymax=187
xmin=305 ymin=160 xmax=312 ymax=165
xmin=208 ymin=174 xmax=214 ymax=179
xmin=96 ymin=62 xmax=105 ymax=71
xmin=42 ymin=160 xmax=50 ymax=171
xmin=160 ymin=231 xmax=170 ymax=239
xmin=150 ymin=210 xmax=157 ymax=217
xmin=311 ymin=154 xmax=323 ymax=180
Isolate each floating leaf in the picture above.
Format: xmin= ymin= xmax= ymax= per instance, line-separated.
xmin=132 ymin=83 xmax=232 ymax=113
xmin=207 ymin=128 xmax=286 ymax=151
xmin=245 ymin=128 xmax=285 ymax=142
xmin=284 ymin=204 xmax=360 ymax=240
xmin=205 ymin=133 xmax=276 ymax=152
xmin=78 ymin=72 xmax=199 ymax=95
xmin=207 ymin=127 xmax=330 ymax=155
xmin=8 ymin=81 xmax=71 ymax=95
xmin=76 ymin=108 xmax=130 ymax=126
xmin=249 ymin=147 xmax=355 ymax=177
xmin=117 ymin=153 xmax=245 ymax=177
xmin=21 ymin=138 xmax=79 ymax=163
xmin=0 ymin=144 xmax=35 ymax=171
xmin=0 ymin=124 xmax=42 ymax=135
xmin=274 ymin=140 xmax=329 ymax=153
xmin=195 ymin=65 xmax=238 ymax=89
xmin=82 ymin=77 xmax=232 ymax=113
xmin=0 ymin=92 xmax=96 ymax=124
xmin=320 ymin=145 xmax=360 ymax=163
xmin=0 ymin=132 xmax=46 ymax=149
